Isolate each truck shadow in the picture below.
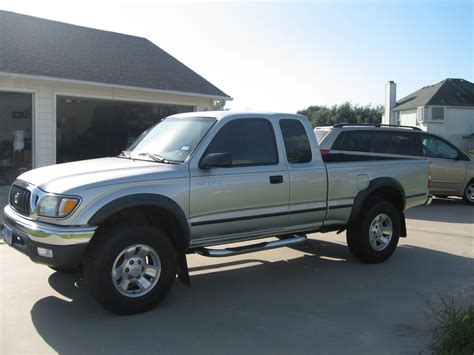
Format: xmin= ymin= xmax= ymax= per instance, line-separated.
xmin=29 ymin=237 xmax=474 ymax=354
xmin=405 ymin=198 xmax=473 ymax=224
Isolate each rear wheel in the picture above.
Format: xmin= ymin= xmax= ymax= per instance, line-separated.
xmin=462 ymin=180 xmax=474 ymax=206
xmin=347 ymin=197 xmax=401 ymax=263
xmin=83 ymin=225 xmax=177 ymax=315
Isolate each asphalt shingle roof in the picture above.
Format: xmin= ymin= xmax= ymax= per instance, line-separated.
xmin=394 ymin=78 xmax=474 ymax=111
xmin=0 ymin=10 xmax=230 ymax=99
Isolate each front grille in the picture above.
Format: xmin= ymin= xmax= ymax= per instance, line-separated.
xmin=9 ymin=185 xmax=31 ymax=215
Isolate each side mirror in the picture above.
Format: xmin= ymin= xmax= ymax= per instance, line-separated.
xmin=199 ymin=152 xmax=233 ymax=169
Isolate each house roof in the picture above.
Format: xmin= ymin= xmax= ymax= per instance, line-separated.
xmin=0 ymin=11 xmax=230 ymax=99
xmin=393 ymin=78 xmax=474 ymax=111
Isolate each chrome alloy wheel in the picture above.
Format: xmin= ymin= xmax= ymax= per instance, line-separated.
xmin=112 ymin=244 xmax=161 ymax=298
xmin=466 ymin=183 xmax=474 ymax=202
xmin=368 ymin=213 xmax=393 ymax=251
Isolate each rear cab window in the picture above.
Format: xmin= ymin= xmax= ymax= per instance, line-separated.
xmin=280 ymin=119 xmax=312 ymax=163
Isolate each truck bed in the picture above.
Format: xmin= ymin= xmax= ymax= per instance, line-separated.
xmin=322 ymin=153 xmax=429 ymax=226
xmin=322 ymin=153 xmax=407 ymax=163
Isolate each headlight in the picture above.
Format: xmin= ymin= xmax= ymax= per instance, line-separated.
xmin=36 ymin=196 xmax=80 ymax=218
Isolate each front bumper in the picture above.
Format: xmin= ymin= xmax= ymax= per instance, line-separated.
xmin=2 ymin=206 xmax=96 ymax=267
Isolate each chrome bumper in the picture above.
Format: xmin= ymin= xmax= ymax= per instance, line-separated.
xmin=3 ymin=205 xmax=96 ymax=246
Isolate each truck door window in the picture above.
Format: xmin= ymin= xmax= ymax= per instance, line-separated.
xmin=205 ymin=118 xmax=278 ymax=166
xmin=332 ymin=131 xmax=371 ymax=152
xmin=280 ymin=119 xmax=312 ymax=163
xmin=421 ymin=135 xmax=459 ymax=159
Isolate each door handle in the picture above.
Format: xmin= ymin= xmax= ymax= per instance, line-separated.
xmin=269 ymin=175 xmax=284 ymax=184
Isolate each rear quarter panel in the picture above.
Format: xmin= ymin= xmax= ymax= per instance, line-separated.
xmin=325 ymin=159 xmax=429 ymax=225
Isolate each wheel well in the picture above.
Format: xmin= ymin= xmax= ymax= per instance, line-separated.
xmin=94 ymin=205 xmax=187 ymax=251
xmin=366 ymin=186 xmax=404 ymax=212
xmin=466 ymin=178 xmax=474 ymax=189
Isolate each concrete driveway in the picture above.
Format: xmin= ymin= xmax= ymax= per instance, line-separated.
xmin=1 ymin=196 xmax=473 ymax=354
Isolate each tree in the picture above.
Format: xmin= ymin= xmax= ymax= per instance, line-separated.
xmin=212 ymin=100 xmax=227 ymax=111
xmin=297 ymin=102 xmax=383 ymax=127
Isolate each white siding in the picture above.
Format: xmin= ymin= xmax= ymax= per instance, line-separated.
xmin=427 ymin=107 xmax=474 ymax=152
xmin=397 ymin=109 xmax=424 ymax=129
xmin=0 ymin=75 xmax=214 ymax=168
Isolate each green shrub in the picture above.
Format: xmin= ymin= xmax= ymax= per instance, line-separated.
xmin=428 ymin=298 xmax=474 ymax=355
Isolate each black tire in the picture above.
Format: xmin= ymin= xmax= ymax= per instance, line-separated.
xmin=346 ymin=197 xmax=401 ymax=263
xmin=462 ymin=180 xmax=474 ymax=206
xmin=49 ymin=266 xmax=81 ymax=273
xmin=83 ymin=225 xmax=177 ymax=315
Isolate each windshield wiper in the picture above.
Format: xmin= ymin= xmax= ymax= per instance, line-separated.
xmin=138 ymin=153 xmax=180 ymax=164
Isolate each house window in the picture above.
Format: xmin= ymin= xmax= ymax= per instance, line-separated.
xmin=431 ymin=107 xmax=445 ymax=121
xmin=0 ymin=91 xmax=33 ymax=186
xmin=416 ymin=106 xmax=425 ymax=122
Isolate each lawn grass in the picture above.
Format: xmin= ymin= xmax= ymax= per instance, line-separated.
xmin=427 ymin=298 xmax=474 ymax=355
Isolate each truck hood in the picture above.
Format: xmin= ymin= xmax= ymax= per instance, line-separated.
xmin=17 ymin=157 xmax=185 ymax=194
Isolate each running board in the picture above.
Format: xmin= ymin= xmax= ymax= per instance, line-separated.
xmin=195 ymin=234 xmax=307 ymax=257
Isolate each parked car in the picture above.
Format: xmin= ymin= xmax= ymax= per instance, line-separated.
xmin=2 ymin=112 xmax=431 ymax=314
xmin=316 ymin=123 xmax=474 ymax=205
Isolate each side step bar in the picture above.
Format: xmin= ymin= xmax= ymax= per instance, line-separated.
xmin=195 ymin=234 xmax=307 ymax=257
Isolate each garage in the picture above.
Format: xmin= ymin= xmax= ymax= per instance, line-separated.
xmin=56 ymin=96 xmax=193 ymax=163
xmin=0 ymin=10 xmax=231 ymax=184
xmin=0 ymin=91 xmax=33 ymax=185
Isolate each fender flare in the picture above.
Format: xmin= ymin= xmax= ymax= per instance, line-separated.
xmin=349 ymin=177 xmax=407 ymax=237
xmin=88 ymin=194 xmax=190 ymax=250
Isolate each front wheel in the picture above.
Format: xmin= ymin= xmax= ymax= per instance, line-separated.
xmin=83 ymin=225 xmax=177 ymax=315
xmin=346 ymin=197 xmax=401 ymax=263
xmin=462 ymin=180 xmax=474 ymax=206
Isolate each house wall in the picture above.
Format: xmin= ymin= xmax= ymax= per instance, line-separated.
xmin=427 ymin=107 xmax=474 ymax=153
xmin=398 ymin=106 xmax=474 ymax=152
xmin=0 ymin=75 xmax=215 ymax=168
xmin=397 ymin=109 xmax=420 ymax=129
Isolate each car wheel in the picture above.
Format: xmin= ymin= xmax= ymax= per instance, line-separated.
xmin=84 ymin=225 xmax=177 ymax=315
xmin=462 ymin=180 xmax=474 ymax=206
xmin=347 ymin=197 xmax=401 ymax=263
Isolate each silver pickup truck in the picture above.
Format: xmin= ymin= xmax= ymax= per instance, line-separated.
xmin=2 ymin=112 xmax=431 ymax=314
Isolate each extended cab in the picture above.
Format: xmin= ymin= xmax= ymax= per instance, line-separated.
xmin=2 ymin=112 xmax=431 ymax=314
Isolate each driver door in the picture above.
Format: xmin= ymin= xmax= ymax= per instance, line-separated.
xmin=188 ymin=117 xmax=289 ymax=245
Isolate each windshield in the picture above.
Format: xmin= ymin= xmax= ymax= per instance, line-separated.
xmin=125 ymin=117 xmax=216 ymax=163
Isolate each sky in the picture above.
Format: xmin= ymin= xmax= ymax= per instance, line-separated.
xmin=0 ymin=0 xmax=472 ymax=113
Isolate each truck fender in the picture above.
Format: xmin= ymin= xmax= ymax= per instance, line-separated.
xmin=88 ymin=194 xmax=191 ymax=285
xmin=349 ymin=177 xmax=407 ymax=237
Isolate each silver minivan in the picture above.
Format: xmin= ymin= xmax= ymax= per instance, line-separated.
xmin=316 ymin=123 xmax=474 ymax=205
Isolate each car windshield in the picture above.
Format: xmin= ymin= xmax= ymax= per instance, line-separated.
xmin=124 ymin=117 xmax=216 ymax=163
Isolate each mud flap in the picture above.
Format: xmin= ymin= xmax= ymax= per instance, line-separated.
xmin=400 ymin=212 xmax=407 ymax=237
xmin=177 ymin=253 xmax=191 ymax=286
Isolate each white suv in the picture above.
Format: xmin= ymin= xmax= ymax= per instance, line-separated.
xmin=316 ymin=123 xmax=474 ymax=205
